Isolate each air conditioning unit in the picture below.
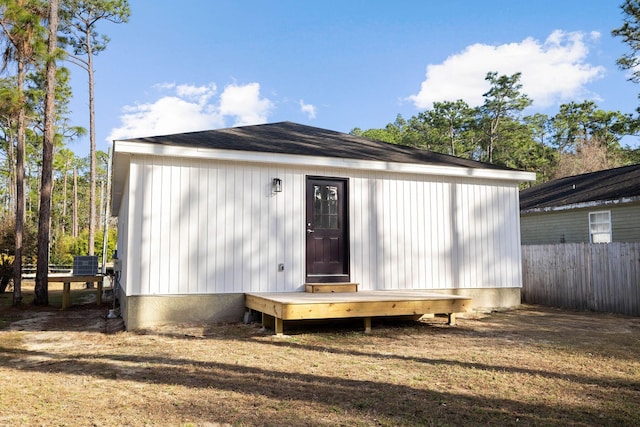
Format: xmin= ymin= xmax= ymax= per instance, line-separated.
xmin=73 ymin=256 xmax=98 ymax=276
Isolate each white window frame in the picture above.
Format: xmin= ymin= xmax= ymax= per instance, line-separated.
xmin=588 ymin=210 xmax=612 ymax=243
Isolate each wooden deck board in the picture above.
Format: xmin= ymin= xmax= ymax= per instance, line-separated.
xmin=245 ymin=290 xmax=472 ymax=334
xmin=304 ymin=283 xmax=359 ymax=293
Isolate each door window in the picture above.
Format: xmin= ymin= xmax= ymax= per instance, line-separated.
xmin=313 ymin=185 xmax=339 ymax=229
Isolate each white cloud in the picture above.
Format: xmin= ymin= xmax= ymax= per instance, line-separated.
xmin=175 ymin=83 xmax=217 ymax=104
xmin=218 ymin=83 xmax=274 ymax=126
xmin=299 ymin=99 xmax=317 ymax=119
xmin=107 ymin=82 xmax=273 ymax=141
xmin=408 ymin=30 xmax=605 ymax=110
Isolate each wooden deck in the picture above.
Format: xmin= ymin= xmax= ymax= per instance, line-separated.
xmin=244 ymin=290 xmax=472 ymax=335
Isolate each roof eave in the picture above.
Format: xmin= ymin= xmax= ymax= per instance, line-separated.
xmin=521 ymin=195 xmax=640 ymax=214
xmin=113 ymin=140 xmax=536 ymax=182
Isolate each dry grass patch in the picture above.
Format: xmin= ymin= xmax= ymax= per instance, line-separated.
xmin=0 ymin=289 xmax=639 ymax=426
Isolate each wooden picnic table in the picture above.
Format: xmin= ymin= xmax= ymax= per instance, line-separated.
xmin=47 ymin=275 xmax=104 ymax=309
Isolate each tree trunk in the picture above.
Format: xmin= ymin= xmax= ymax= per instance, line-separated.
xmin=449 ymin=124 xmax=455 ymax=156
xmin=488 ymin=116 xmax=501 ymax=164
xmin=87 ymin=29 xmax=96 ymax=258
xmin=61 ymin=162 xmax=68 ymax=235
xmin=34 ymin=0 xmax=59 ymax=306
xmin=7 ymin=127 xmax=15 ymax=213
xmin=72 ymin=168 xmax=78 ymax=238
xmin=13 ymin=58 xmax=25 ymax=306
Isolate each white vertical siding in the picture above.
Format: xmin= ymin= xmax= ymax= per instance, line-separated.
xmin=121 ymin=155 xmax=523 ymax=296
xmin=349 ymin=174 xmax=523 ymax=291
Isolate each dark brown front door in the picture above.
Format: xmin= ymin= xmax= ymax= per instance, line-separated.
xmin=306 ymin=177 xmax=350 ymax=283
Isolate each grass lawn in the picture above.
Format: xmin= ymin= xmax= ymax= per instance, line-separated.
xmin=1 ymin=284 xmax=639 ymax=426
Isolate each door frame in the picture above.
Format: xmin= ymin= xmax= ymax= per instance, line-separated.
xmin=305 ymin=175 xmax=350 ymax=283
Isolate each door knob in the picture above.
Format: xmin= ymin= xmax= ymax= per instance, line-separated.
xmin=306 ymin=229 xmax=315 ymax=234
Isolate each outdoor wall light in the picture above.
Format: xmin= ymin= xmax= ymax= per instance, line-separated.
xmin=272 ymin=178 xmax=283 ymax=193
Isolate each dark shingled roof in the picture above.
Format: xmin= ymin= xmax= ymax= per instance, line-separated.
xmin=520 ymin=164 xmax=640 ymax=211
xmin=121 ymin=121 xmax=511 ymax=171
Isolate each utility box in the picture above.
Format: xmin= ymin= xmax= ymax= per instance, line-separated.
xmin=73 ymin=256 xmax=98 ymax=276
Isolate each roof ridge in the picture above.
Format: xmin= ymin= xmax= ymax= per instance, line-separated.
xmin=119 ymin=121 xmax=519 ymax=172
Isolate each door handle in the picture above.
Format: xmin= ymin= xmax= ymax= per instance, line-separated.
xmin=306 ymin=229 xmax=315 ymax=234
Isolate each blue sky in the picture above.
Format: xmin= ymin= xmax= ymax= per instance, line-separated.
xmin=66 ymin=0 xmax=640 ymax=156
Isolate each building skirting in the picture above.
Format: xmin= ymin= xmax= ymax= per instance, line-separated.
xmin=119 ymin=287 xmax=521 ymax=330
xmin=121 ymin=293 xmax=246 ymax=330
xmin=428 ymin=287 xmax=521 ymax=312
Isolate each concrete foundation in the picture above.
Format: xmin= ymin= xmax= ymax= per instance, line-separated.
xmin=119 ymin=287 xmax=521 ymax=330
xmin=121 ymin=293 xmax=246 ymax=330
xmin=427 ymin=287 xmax=521 ymax=312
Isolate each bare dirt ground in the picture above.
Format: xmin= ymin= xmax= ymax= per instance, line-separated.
xmin=1 ymin=286 xmax=639 ymax=426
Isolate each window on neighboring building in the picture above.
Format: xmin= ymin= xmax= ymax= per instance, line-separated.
xmin=589 ymin=211 xmax=612 ymax=243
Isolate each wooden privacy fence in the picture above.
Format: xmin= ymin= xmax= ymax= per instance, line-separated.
xmin=521 ymin=243 xmax=640 ymax=316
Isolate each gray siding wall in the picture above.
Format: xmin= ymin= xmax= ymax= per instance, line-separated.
xmin=613 ymin=203 xmax=640 ymax=241
xmin=521 ymin=202 xmax=640 ymax=244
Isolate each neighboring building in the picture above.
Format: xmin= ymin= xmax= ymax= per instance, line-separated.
xmin=111 ymin=122 xmax=535 ymax=329
xmin=520 ymin=164 xmax=640 ymax=244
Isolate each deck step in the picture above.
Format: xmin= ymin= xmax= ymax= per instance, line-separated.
xmin=305 ymin=283 xmax=359 ymax=293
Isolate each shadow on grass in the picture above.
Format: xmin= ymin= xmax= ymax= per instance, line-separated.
xmin=0 ymin=287 xmax=111 ymax=332
xmin=2 ymin=305 xmax=640 ymax=425
xmin=2 ymin=299 xmax=639 ymax=422
xmin=1 ymin=343 xmax=637 ymax=426
xmin=174 ymin=316 xmax=640 ymax=393
xmin=255 ymin=308 xmax=640 ymax=362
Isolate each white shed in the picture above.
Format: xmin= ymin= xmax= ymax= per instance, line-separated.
xmin=111 ymin=122 xmax=535 ymax=329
